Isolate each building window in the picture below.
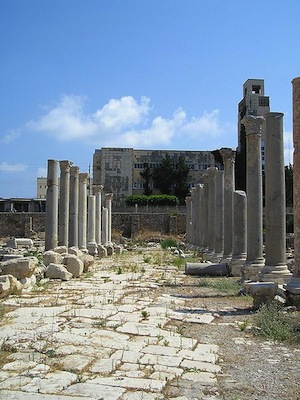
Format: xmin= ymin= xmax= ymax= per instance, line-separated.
xmin=134 ymin=163 xmax=144 ymax=169
xmin=259 ymin=97 xmax=269 ymax=107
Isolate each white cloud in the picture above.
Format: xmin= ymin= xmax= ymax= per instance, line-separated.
xmin=0 ymin=162 xmax=28 ymax=172
xmin=28 ymin=94 xmax=151 ymax=141
xmin=1 ymin=129 xmax=20 ymax=144
xmin=25 ymin=93 xmax=234 ymax=149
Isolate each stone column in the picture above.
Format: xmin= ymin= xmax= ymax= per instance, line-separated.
xmin=185 ymin=196 xmax=192 ymax=244
xmin=190 ymin=187 xmax=199 ymax=246
xmin=45 ymin=159 xmax=59 ymax=251
xmin=201 ymin=174 xmax=209 ymax=249
xmin=87 ymin=195 xmax=98 ymax=255
xmin=286 ymin=77 xmax=300 ymax=307
xmin=78 ymin=172 xmax=89 ymax=251
xmin=220 ymin=148 xmax=236 ymax=262
xmin=212 ymin=170 xmax=224 ymax=262
xmin=58 ymin=160 xmax=71 ymax=247
xmin=105 ymin=193 xmax=113 ymax=246
xmin=259 ymin=113 xmax=292 ymax=283
xmin=230 ymin=190 xmax=247 ymax=276
xmin=102 ymin=207 xmax=109 ymax=246
xmin=241 ymin=116 xmax=265 ymax=281
xmin=69 ymin=166 xmax=79 ymax=248
xmin=207 ymin=167 xmax=217 ymax=258
xmin=93 ymin=185 xmax=103 ymax=245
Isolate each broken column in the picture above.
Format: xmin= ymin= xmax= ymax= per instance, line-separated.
xmin=220 ymin=148 xmax=236 ymax=262
xmin=259 ymin=112 xmax=292 ymax=283
xmin=241 ymin=115 xmax=265 ymax=281
xmin=201 ymin=173 xmax=209 ymax=250
xmin=69 ymin=165 xmax=79 ymax=248
xmin=87 ymin=195 xmax=98 ymax=256
xmin=93 ymin=185 xmax=103 ymax=246
xmin=78 ymin=172 xmax=89 ymax=251
xmin=185 ymin=196 xmax=192 ymax=244
xmin=45 ymin=159 xmax=59 ymax=251
xmin=212 ymin=170 xmax=224 ymax=262
xmin=286 ymin=77 xmax=300 ymax=308
xmin=105 ymin=193 xmax=113 ymax=247
xmin=230 ymin=190 xmax=247 ymax=276
xmin=207 ymin=166 xmax=217 ymax=258
xmin=58 ymin=160 xmax=71 ymax=247
xmin=102 ymin=207 xmax=109 ymax=246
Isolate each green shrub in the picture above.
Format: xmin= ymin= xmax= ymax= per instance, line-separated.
xmin=253 ymin=302 xmax=300 ymax=343
xmin=125 ymin=195 xmax=179 ymax=207
xmin=161 ymin=238 xmax=177 ymax=249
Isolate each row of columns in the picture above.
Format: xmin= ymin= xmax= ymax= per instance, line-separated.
xmin=45 ymin=160 xmax=113 ymax=254
xmin=186 ymin=112 xmax=292 ymax=284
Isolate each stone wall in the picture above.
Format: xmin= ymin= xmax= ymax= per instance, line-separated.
xmin=0 ymin=211 xmax=186 ymax=238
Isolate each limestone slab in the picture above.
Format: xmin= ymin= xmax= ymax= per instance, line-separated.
xmin=180 ymin=359 xmax=221 ymax=373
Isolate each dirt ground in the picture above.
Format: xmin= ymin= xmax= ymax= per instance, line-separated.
xmin=158 ymin=274 xmax=300 ymax=400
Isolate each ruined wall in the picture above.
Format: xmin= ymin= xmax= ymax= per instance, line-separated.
xmin=0 ymin=211 xmax=185 ymax=238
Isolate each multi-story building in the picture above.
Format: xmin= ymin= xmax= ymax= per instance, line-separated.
xmin=236 ymin=79 xmax=270 ymax=190
xmin=93 ymin=147 xmax=219 ymax=206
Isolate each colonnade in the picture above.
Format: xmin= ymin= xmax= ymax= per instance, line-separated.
xmin=45 ymin=160 xmax=112 ymax=255
xmin=186 ymin=112 xmax=293 ymax=285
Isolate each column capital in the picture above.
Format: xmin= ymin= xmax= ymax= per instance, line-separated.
xmin=220 ymin=148 xmax=236 ymax=163
xmin=105 ymin=193 xmax=113 ymax=200
xmin=59 ymin=160 xmax=72 ymax=173
xmin=93 ymin=184 xmax=104 ymax=195
xmin=79 ymin=172 xmax=89 ymax=183
xmin=207 ymin=166 xmax=218 ymax=179
xmin=70 ymin=165 xmax=80 ymax=176
xmin=242 ymin=115 xmax=264 ymax=135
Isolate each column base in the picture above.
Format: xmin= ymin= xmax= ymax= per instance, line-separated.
xmin=87 ymin=241 xmax=98 ymax=256
xmin=229 ymin=254 xmax=247 ymax=277
xmin=244 ymin=281 xmax=278 ymax=310
xmin=285 ymin=276 xmax=300 ymax=310
xmin=97 ymin=244 xmax=107 ymax=258
xmin=241 ymin=257 xmax=265 ymax=282
xmin=259 ymin=265 xmax=292 ymax=284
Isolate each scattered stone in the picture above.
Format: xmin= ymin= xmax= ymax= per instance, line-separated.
xmin=0 ymin=256 xmax=38 ymax=280
xmin=43 ymin=250 xmax=63 ymax=266
xmin=45 ymin=263 xmax=73 ymax=280
xmin=62 ymin=254 xmax=84 ymax=277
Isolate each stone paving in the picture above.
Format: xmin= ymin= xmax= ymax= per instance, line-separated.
xmin=0 ymin=249 xmax=220 ymax=399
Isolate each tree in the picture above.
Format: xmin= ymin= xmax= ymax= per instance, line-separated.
xmin=140 ymin=162 xmax=152 ymax=196
xmin=174 ymin=155 xmax=190 ymax=204
xmin=152 ymin=153 xmax=175 ymax=195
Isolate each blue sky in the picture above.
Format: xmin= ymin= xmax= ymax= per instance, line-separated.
xmin=0 ymin=0 xmax=299 ymax=198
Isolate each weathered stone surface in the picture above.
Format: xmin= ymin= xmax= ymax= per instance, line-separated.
xmin=98 ymin=244 xmax=107 ymax=257
xmin=68 ymin=246 xmax=83 ymax=256
xmin=7 ymin=274 xmax=23 ymax=294
xmin=43 ymin=250 xmax=63 ymax=266
xmin=185 ymin=262 xmax=230 ymax=276
xmin=63 ymin=254 xmax=84 ymax=277
xmin=6 ymin=238 xmax=33 ymax=249
xmin=45 ymin=263 xmax=73 ymax=280
xmin=0 ymin=275 xmax=11 ymax=298
xmin=79 ymin=253 xmax=94 ymax=272
xmin=0 ymin=256 xmax=38 ymax=279
xmin=52 ymin=245 xmax=68 ymax=254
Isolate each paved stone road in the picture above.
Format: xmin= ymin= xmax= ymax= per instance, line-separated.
xmin=0 ymin=249 xmax=220 ymax=399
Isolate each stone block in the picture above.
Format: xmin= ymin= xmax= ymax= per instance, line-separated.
xmin=43 ymin=250 xmax=63 ymax=266
xmin=79 ymin=253 xmax=94 ymax=272
xmin=63 ymin=254 xmax=84 ymax=277
xmin=0 ymin=275 xmax=11 ymax=298
xmin=53 ymin=245 xmax=68 ymax=254
xmin=45 ymin=263 xmax=73 ymax=280
xmin=0 ymin=256 xmax=38 ymax=279
xmin=68 ymin=247 xmax=84 ymax=257
xmin=244 ymin=281 xmax=278 ymax=310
